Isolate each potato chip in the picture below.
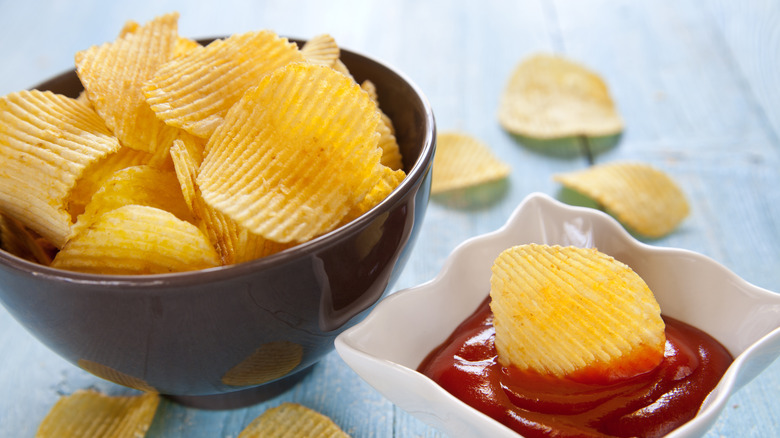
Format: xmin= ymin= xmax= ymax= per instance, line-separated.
xmin=237 ymin=402 xmax=350 ymax=438
xmin=70 ymin=165 xmax=194 ymax=239
xmin=301 ymin=33 xmax=340 ymax=67
xmin=143 ymin=30 xmax=304 ymax=139
xmin=360 ymin=80 xmax=403 ymax=171
xmin=197 ymin=62 xmax=384 ymax=244
xmin=498 ymin=53 xmax=623 ymax=139
xmin=222 ymin=341 xmax=303 ymax=387
xmin=0 ymin=90 xmax=122 ymax=248
xmin=553 ymin=161 xmax=689 ymax=237
xmin=75 ymin=12 xmax=181 ymax=153
xmin=341 ymin=164 xmax=405 ymax=224
xmin=67 ymin=146 xmax=157 ymax=220
xmin=431 ymin=131 xmax=510 ymax=194
xmin=490 ymin=244 xmax=666 ymax=383
xmin=36 ymin=389 xmax=159 ymax=438
xmin=52 ymin=205 xmax=220 ymax=275
xmin=170 ymin=140 xmax=293 ymax=265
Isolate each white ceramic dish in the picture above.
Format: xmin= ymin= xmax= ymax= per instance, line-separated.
xmin=335 ymin=192 xmax=780 ymax=438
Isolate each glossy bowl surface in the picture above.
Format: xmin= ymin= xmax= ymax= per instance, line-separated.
xmin=0 ymin=38 xmax=435 ymax=408
xmin=335 ymin=192 xmax=780 ymax=437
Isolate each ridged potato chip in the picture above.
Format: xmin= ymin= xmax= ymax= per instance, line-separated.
xmin=361 ymin=80 xmax=404 ymax=171
xmin=170 ymin=140 xmax=293 ymax=264
xmin=197 ymin=62 xmax=384 ymax=244
xmin=237 ymin=402 xmax=350 ymax=438
xmin=341 ymin=164 xmax=405 ymax=224
xmin=553 ymin=161 xmax=689 ymax=237
xmin=490 ymin=244 xmax=666 ymax=383
xmin=144 ymin=30 xmax=304 ymax=138
xmin=431 ymin=131 xmax=510 ymax=194
xmin=301 ymin=33 xmax=340 ymax=67
xmin=51 ymin=205 xmax=220 ymax=275
xmin=498 ymin=54 xmax=623 ymax=139
xmin=0 ymin=90 xmax=122 ymax=248
xmin=67 ymin=145 xmax=158 ymax=220
xmin=70 ymin=165 xmax=193 ymax=239
xmin=36 ymin=390 xmax=159 ymax=438
xmin=75 ymin=12 xmax=181 ymax=153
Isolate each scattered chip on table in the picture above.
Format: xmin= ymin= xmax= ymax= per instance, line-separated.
xmin=553 ymin=161 xmax=689 ymax=237
xmin=36 ymin=390 xmax=160 ymax=438
xmin=237 ymin=402 xmax=350 ymax=438
xmin=431 ymin=131 xmax=510 ymax=194
xmin=490 ymin=244 xmax=666 ymax=383
xmin=498 ymin=53 xmax=623 ymax=139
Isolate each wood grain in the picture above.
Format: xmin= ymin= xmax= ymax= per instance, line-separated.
xmin=0 ymin=0 xmax=778 ymax=436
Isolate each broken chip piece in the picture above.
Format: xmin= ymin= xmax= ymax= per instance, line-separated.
xmin=498 ymin=53 xmax=623 ymax=139
xmin=489 ymin=244 xmax=666 ymax=383
xmin=553 ymin=161 xmax=689 ymax=237
xmin=36 ymin=389 xmax=160 ymax=438
xmin=431 ymin=131 xmax=510 ymax=194
xmin=237 ymin=402 xmax=350 ymax=438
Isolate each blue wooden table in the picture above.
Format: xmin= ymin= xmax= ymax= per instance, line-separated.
xmin=1 ymin=1 xmax=779 ymax=436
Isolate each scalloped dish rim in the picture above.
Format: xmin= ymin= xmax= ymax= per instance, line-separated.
xmin=335 ymin=192 xmax=780 ymax=438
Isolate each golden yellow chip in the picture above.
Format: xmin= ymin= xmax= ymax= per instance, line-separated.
xmin=75 ymin=12 xmax=181 ymax=153
xmin=222 ymin=341 xmax=304 ymax=387
xmin=143 ymin=30 xmax=304 ymax=138
xmin=52 ymin=205 xmax=220 ymax=275
xmin=341 ymin=164 xmax=405 ymax=225
xmin=237 ymin=402 xmax=350 ymax=438
xmin=67 ymin=146 xmax=157 ymax=220
xmin=170 ymin=140 xmax=293 ymax=265
xmin=498 ymin=53 xmax=623 ymax=139
xmin=490 ymin=244 xmax=666 ymax=382
xmin=0 ymin=90 xmax=122 ymax=248
xmin=360 ymin=80 xmax=403 ymax=170
xmin=71 ymin=165 xmax=194 ymax=239
xmin=301 ymin=33 xmax=340 ymax=67
xmin=197 ymin=62 xmax=384 ymax=244
xmin=553 ymin=161 xmax=689 ymax=237
xmin=431 ymin=131 xmax=510 ymax=194
xmin=36 ymin=389 xmax=159 ymax=438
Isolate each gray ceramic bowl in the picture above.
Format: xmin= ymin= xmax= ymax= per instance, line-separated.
xmin=0 ymin=38 xmax=435 ymax=409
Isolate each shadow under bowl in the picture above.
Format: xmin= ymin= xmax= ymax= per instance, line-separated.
xmin=0 ymin=37 xmax=436 ymax=409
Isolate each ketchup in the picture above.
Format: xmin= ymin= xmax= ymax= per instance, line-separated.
xmin=418 ymin=298 xmax=733 ymax=438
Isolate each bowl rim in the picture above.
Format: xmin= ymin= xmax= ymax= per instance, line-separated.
xmin=0 ymin=37 xmax=436 ymax=288
xmin=335 ymin=191 xmax=780 ymax=438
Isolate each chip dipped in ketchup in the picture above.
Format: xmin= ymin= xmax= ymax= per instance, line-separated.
xmin=418 ymin=298 xmax=733 ymax=438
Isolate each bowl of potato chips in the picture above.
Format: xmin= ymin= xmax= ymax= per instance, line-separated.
xmin=336 ymin=192 xmax=780 ymax=437
xmin=0 ymin=13 xmax=435 ymax=408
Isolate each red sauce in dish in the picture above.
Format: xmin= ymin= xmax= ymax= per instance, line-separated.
xmin=418 ymin=298 xmax=733 ymax=438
